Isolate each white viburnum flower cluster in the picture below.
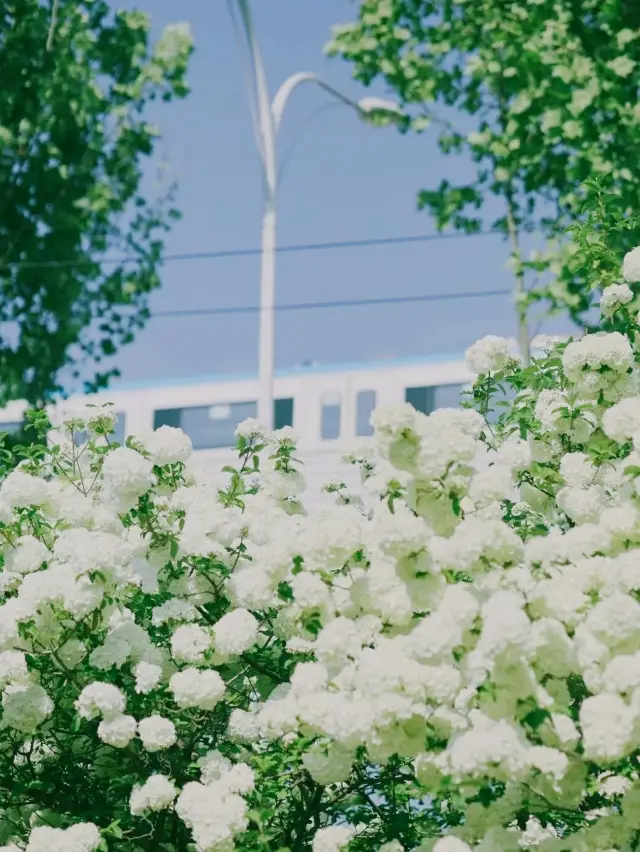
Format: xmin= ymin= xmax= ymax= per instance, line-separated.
xmin=465 ymin=334 xmax=518 ymax=374
xmin=600 ymin=282 xmax=633 ymax=315
xmin=622 ymin=245 xmax=640 ymax=283
xmin=6 ymin=250 xmax=640 ymax=850
xmin=24 ymin=823 xmax=101 ymax=852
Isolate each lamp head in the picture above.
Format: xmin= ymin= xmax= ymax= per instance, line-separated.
xmin=357 ymin=96 xmax=401 ymax=115
xmin=356 ymin=96 xmax=404 ymax=128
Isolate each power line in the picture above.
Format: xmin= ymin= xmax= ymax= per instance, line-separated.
xmin=152 ymin=287 xmax=511 ymax=319
xmin=0 ymin=228 xmax=502 ymax=272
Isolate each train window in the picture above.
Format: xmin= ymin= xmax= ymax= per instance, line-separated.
xmin=274 ymin=397 xmax=294 ymax=430
xmin=0 ymin=421 xmax=23 ymax=436
xmin=154 ymin=408 xmax=181 ymax=430
xmin=73 ymin=412 xmax=127 ymax=446
xmin=154 ymin=401 xmax=257 ymax=449
xmin=405 ymin=385 xmax=435 ymax=415
xmin=112 ymin=413 xmax=127 ymax=445
xmin=355 ymin=390 xmax=376 ymax=436
xmin=321 ymin=391 xmax=341 ymax=440
xmin=433 ymin=384 xmax=465 ymax=409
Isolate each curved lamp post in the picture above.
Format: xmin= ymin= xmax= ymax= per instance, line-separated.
xmin=232 ymin=0 xmax=399 ymax=430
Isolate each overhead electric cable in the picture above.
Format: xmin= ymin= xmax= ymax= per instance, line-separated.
xmin=0 ymin=228 xmax=503 ymax=271
xmin=151 ymin=287 xmax=511 ymax=319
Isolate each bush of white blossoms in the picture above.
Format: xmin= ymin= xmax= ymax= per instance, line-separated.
xmin=6 ymin=250 xmax=640 ymax=852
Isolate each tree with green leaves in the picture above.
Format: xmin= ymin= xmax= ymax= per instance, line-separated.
xmin=326 ymin=0 xmax=640 ymax=361
xmin=0 ymin=0 xmax=192 ymax=405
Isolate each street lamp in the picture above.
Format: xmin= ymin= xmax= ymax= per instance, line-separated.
xmin=231 ymin=0 xmax=399 ymax=431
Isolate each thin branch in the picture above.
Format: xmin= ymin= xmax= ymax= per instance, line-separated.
xmin=504 ymin=190 xmax=531 ymax=365
xmin=494 ymin=67 xmax=530 ymax=366
xmin=46 ymin=0 xmax=60 ymax=52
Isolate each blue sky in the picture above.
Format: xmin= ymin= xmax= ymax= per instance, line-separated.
xmin=110 ymin=0 xmax=570 ymax=386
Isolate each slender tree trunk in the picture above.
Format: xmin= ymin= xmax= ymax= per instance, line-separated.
xmin=495 ymin=80 xmax=531 ymax=366
xmin=46 ymin=0 xmax=60 ymax=51
xmin=505 ymin=194 xmax=530 ymax=365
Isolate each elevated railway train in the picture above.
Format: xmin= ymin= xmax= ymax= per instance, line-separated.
xmin=0 ymin=353 xmax=472 ymax=503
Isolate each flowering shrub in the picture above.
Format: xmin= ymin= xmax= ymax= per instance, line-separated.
xmin=4 ymin=251 xmax=640 ymax=851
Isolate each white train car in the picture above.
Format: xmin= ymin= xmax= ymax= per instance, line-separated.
xmin=0 ymin=353 xmax=473 ymax=502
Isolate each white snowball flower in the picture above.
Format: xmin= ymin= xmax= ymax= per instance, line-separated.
xmin=550 ymin=713 xmax=579 ymax=748
xmin=563 ymin=332 xmax=633 ymax=385
xmin=600 ymin=282 xmax=633 ymax=314
xmin=26 ymin=823 xmax=101 ymax=852
xmin=144 ymin=425 xmax=193 ymax=465
xmin=235 ymin=417 xmax=266 ymax=439
xmin=53 ymin=528 xmax=130 ymax=578
xmin=198 ymin=749 xmax=231 ymax=783
xmin=518 ymin=818 xmax=558 ymax=848
xmin=130 ymin=774 xmax=177 ymax=815
xmin=75 ymin=682 xmax=126 ymax=721
xmin=97 ymin=714 xmax=137 ymax=748
xmin=134 ymin=661 xmax=163 ymax=694
xmin=586 ymin=592 xmax=640 ymax=651
xmin=175 ymin=779 xmax=249 ymax=851
xmin=432 ymin=839 xmax=472 ymax=852
xmin=531 ymin=334 xmax=566 ymax=351
xmin=559 ymin=453 xmax=596 ymax=488
xmin=465 ymin=335 xmax=515 ymax=374
xmin=0 ymin=650 xmax=30 ymax=687
xmin=580 ymin=693 xmax=635 ymax=762
xmin=602 ymin=397 xmax=640 ymax=443
xmin=271 ymin=425 xmax=297 ymax=445
xmin=101 ymin=446 xmax=154 ymax=498
xmin=291 ymin=572 xmax=332 ymax=609
xmin=227 ymin=708 xmax=261 ymax=743
xmin=226 ymin=566 xmax=274 ymax=610
xmin=527 ymin=746 xmax=568 ymax=782
xmin=601 ymin=653 xmax=640 ymax=693
xmin=495 ymin=434 xmax=531 ymax=470
xmin=608 ymin=55 xmax=635 ymax=76
xmin=556 ymin=484 xmax=607 ymax=525
xmin=65 ymin=823 xmax=103 ymax=852
xmin=2 ymin=684 xmax=53 ymax=733
xmin=467 ymin=464 xmax=514 ymax=506
xmin=1 ymin=470 xmax=49 ymax=509
xmin=622 ymin=245 xmax=640 ymax=282
xmin=152 ymin=598 xmax=198 ymax=626
xmin=138 ymin=715 xmax=177 ymax=752
xmin=219 ymin=763 xmax=255 ymax=795
xmin=312 ymin=825 xmax=355 ymax=852
xmin=169 ymin=667 xmax=226 ymax=710
xmin=213 ymin=609 xmax=259 ymax=657
xmin=171 ymin=624 xmax=211 ymax=664
xmin=4 ymin=536 xmax=50 ymax=575
xmin=598 ymin=772 xmax=632 ymax=798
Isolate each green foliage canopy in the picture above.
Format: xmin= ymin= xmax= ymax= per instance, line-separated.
xmin=326 ymin=0 xmax=640 ymax=349
xmin=0 ymin=0 xmax=193 ymax=405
